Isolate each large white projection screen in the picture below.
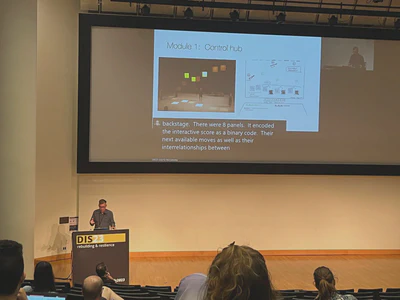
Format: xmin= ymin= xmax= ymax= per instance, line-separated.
xmin=89 ymin=27 xmax=400 ymax=165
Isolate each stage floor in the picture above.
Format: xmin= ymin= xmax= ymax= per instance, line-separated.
xmin=51 ymin=255 xmax=400 ymax=290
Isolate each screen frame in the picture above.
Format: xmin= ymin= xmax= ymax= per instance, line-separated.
xmin=78 ymin=13 xmax=400 ymax=175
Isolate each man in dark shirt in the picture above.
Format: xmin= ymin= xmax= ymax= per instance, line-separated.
xmin=96 ymin=262 xmax=116 ymax=285
xmin=348 ymin=46 xmax=365 ymax=69
xmin=90 ymin=199 xmax=116 ymax=230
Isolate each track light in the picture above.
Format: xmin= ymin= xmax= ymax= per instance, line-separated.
xmin=276 ymin=12 xmax=286 ymax=24
xmin=229 ymin=10 xmax=239 ymax=21
xmin=328 ymin=15 xmax=338 ymax=26
xmin=184 ymin=7 xmax=193 ymax=19
xmin=140 ymin=5 xmax=150 ymax=16
xmin=395 ymin=18 xmax=400 ymax=29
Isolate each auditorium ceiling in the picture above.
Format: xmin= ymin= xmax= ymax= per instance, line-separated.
xmin=81 ymin=0 xmax=400 ymax=28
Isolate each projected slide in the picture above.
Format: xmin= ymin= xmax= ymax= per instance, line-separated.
xmin=87 ymin=25 xmax=400 ymax=166
xmin=152 ymin=30 xmax=322 ymax=132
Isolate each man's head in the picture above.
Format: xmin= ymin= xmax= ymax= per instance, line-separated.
xmin=95 ymin=262 xmax=107 ymax=278
xmin=82 ymin=276 xmax=103 ymax=300
xmin=353 ymin=46 xmax=359 ymax=54
xmin=0 ymin=240 xmax=25 ymax=296
xmin=98 ymin=199 xmax=107 ymax=214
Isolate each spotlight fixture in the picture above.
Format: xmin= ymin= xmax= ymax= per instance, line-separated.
xmin=276 ymin=12 xmax=286 ymax=24
xmin=184 ymin=7 xmax=194 ymax=19
xmin=328 ymin=15 xmax=338 ymax=26
xmin=395 ymin=18 xmax=400 ymax=29
xmin=372 ymin=0 xmax=383 ymax=3
xmin=229 ymin=10 xmax=239 ymax=21
xmin=140 ymin=5 xmax=150 ymax=16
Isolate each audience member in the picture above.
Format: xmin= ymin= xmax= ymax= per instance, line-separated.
xmin=24 ymin=261 xmax=56 ymax=293
xmin=205 ymin=243 xmax=277 ymax=300
xmin=175 ymin=273 xmax=207 ymax=300
xmin=96 ymin=262 xmax=116 ymax=285
xmin=82 ymin=276 xmax=103 ymax=300
xmin=82 ymin=276 xmax=122 ymax=300
xmin=0 ymin=240 xmax=28 ymax=300
xmin=314 ymin=266 xmax=357 ymax=300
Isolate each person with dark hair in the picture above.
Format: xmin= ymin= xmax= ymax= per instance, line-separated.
xmin=34 ymin=262 xmax=56 ymax=292
xmin=204 ymin=243 xmax=277 ymax=300
xmin=0 ymin=240 xmax=28 ymax=300
xmin=314 ymin=266 xmax=356 ymax=300
xmin=96 ymin=263 xmax=116 ymax=285
xmin=90 ymin=199 xmax=116 ymax=230
xmin=23 ymin=261 xmax=56 ymax=293
xmin=348 ymin=47 xmax=365 ymax=69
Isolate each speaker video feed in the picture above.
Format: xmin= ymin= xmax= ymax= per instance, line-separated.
xmin=321 ymin=38 xmax=375 ymax=71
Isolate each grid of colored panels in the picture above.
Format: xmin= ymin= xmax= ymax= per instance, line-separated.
xmin=183 ymin=64 xmax=226 ymax=82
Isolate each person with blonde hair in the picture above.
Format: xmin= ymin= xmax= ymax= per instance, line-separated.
xmin=205 ymin=243 xmax=277 ymax=300
xmin=313 ymin=267 xmax=356 ymax=300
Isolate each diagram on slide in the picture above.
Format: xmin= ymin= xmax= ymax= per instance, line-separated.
xmin=245 ymin=60 xmax=304 ymax=99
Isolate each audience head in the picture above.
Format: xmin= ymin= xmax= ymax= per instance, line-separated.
xmin=0 ymin=240 xmax=25 ymax=296
xmin=205 ymin=243 xmax=276 ymax=300
xmin=82 ymin=276 xmax=103 ymax=300
xmin=95 ymin=262 xmax=108 ymax=278
xmin=314 ymin=266 xmax=336 ymax=300
xmin=353 ymin=46 xmax=359 ymax=54
xmin=98 ymin=199 xmax=107 ymax=213
xmin=33 ymin=261 xmax=56 ymax=292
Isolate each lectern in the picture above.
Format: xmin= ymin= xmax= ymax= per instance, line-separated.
xmin=72 ymin=229 xmax=129 ymax=284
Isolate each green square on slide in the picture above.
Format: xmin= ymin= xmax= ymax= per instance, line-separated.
xmin=184 ymin=73 xmax=189 ymax=79
xmin=191 ymin=77 xmax=196 ymax=82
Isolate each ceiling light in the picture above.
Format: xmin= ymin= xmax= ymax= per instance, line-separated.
xmin=140 ymin=5 xmax=150 ymax=16
xmin=328 ymin=15 xmax=338 ymax=26
xmin=276 ymin=12 xmax=286 ymax=24
xmin=184 ymin=7 xmax=194 ymax=19
xmin=395 ymin=18 xmax=400 ymax=29
xmin=229 ymin=10 xmax=239 ymax=21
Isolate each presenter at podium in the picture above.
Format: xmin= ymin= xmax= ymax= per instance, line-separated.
xmin=90 ymin=199 xmax=116 ymax=230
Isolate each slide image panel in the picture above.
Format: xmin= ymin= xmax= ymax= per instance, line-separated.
xmin=157 ymin=58 xmax=236 ymax=113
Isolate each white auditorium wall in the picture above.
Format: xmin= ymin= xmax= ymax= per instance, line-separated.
xmin=0 ymin=0 xmax=38 ymax=277
xmin=34 ymin=0 xmax=79 ymax=259
xmin=78 ymin=174 xmax=400 ymax=251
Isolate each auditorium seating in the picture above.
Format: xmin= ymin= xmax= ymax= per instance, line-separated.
xmin=24 ymin=281 xmax=400 ymax=300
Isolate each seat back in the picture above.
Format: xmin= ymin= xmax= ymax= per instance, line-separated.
xmin=144 ymin=286 xmax=172 ymax=292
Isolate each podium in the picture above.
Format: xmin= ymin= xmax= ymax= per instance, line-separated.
xmin=72 ymin=229 xmax=129 ymax=284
